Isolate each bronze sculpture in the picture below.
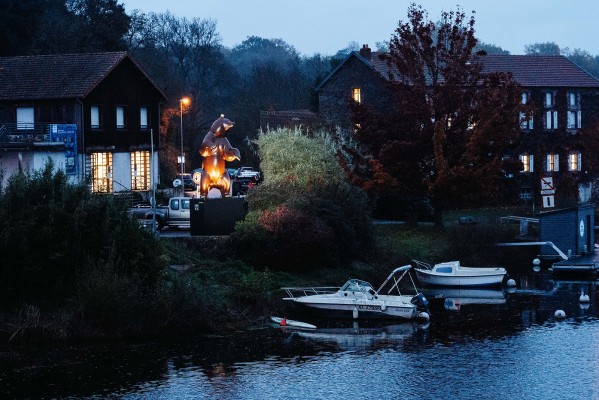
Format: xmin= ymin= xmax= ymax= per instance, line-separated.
xmin=197 ymin=114 xmax=240 ymax=198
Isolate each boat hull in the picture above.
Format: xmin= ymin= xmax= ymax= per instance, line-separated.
xmin=285 ymin=297 xmax=419 ymax=320
xmin=415 ymin=269 xmax=505 ymax=287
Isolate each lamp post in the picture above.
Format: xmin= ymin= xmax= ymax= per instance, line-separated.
xmin=179 ymin=97 xmax=190 ymax=177
xmin=150 ymin=128 xmax=156 ymax=232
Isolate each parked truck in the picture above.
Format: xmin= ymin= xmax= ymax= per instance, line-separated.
xmin=128 ymin=197 xmax=190 ymax=230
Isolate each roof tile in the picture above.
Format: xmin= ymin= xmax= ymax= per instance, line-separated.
xmin=0 ymin=52 xmax=128 ymax=100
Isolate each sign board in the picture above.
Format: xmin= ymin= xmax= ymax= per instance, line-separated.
xmin=540 ymin=176 xmax=554 ymax=191
xmin=542 ymin=195 xmax=555 ymax=208
xmin=50 ymin=124 xmax=77 ymax=175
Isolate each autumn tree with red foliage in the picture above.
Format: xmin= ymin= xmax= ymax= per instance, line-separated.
xmin=348 ymin=4 xmax=524 ymax=226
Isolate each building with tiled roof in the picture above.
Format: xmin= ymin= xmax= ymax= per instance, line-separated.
xmin=259 ymin=109 xmax=318 ymax=130
xmin=0 ymin=52 xmax=167 ymax=194
xmin=316 ymin=44 xmax=599 ymax=207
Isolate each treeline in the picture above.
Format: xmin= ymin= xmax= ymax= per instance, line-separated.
xmin=3 ymin=2 xmax=599 ymax=179
xmin=0 ymin=1 xmax=338 ymax=179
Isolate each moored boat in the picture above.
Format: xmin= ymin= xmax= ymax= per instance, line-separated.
xmin=413 ymin=260 xmax=507 ymax=287
xmin=270 ymin=316 xmax=317 ymax=330
xmin=281 ymin=265 xmax=429 ymax=321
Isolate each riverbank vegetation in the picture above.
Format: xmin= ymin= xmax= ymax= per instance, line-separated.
xmin=0 ymin=140 xmax=527 ymax=343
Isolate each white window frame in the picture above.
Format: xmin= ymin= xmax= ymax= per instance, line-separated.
xmin=90 ymin=106 xmax=101 ymax=129
xmin=519 ymin=91 xmax=533 ymax=130
xmin=130 ymin=151 xmax=150 ymax=190
xmin=546 ymin=153 xmax=559 ymax=172
xmin=520 ymin=112 xmax=534 ymax=130
xmin=566 ymin=91 xmax=581 ymax=130
xmin=544 ymin=92 xmax=554 ymax=108
xmin=520 ymin=153 xmax=534 ymax=173
xmin=116 ymin=106 xmax=126 ymax=129
xmin=140 ymin=106 xmax=148 ymax=129
xmin=568 ymin=152 xmax=582 ymax=172
xmin=90 ymin=152 xmax=113 ymax=193
xmin=16 ymin=107 xmax=34 ymax=130
xmin=545 ymin=110 xmax=558 ymax=130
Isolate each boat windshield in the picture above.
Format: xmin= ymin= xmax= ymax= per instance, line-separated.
xmin=340 ymin=279 xmax=373 ymax=292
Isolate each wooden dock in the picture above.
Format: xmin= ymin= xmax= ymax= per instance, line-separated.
xmin=552 ymin=250 xmax=599 ymax=276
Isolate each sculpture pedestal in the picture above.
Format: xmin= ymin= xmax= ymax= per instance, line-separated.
xmin=190 ymin=197 xmax=247 ymax=236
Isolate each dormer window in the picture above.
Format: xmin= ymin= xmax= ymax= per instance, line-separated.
xmin=352 ymin=88 xmax=361 ymax=104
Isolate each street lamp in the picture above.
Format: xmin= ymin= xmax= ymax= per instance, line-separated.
xmin=179 ymin=97 xmax=190 ymax=177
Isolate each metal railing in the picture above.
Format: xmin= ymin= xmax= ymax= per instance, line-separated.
xmin=0 ymin=123 xmax=53 ymax=143
xmin=281 ymin=287 xmax=340 ymax=299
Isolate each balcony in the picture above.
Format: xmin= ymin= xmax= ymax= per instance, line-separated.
xmin=0 ymin=122 xmax=51 ymax=143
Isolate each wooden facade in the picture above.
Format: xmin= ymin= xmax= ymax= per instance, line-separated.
xmin=0 ymin=52 xmax=166 ymax=194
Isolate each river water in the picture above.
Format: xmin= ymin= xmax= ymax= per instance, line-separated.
xmin=1 ymin=272 xmax=598 ymax=399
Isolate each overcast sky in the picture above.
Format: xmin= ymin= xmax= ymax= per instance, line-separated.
xmin=123 ymin=0 xmax=599 ymax=56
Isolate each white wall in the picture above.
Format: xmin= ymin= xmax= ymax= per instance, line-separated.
xmin=0 ymin=151 xmax=78 ymax=186
xmin=112 ymin=152 xmax=131 ymax=192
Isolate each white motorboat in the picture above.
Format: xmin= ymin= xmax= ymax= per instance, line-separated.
xmin=413 ymin=260 xmax=507 ymax=287
xmin=281 ymin=265 xmax=429 ymax=321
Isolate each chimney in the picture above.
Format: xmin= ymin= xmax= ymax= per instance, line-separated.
xmin=359 ymin=44 xmax=371 ymax=60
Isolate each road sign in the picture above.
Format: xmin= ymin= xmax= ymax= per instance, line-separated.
xmin=540 ymin=189 xmax=555 ymax=195
xmin=542 ymin=195 xmax=555 ymax=208
xmin=540 ymin=176 xmax=554 ymax=191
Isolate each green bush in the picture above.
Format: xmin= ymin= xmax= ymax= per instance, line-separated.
xmin=0 ymin=160 xmax=165 ymax=307
xmin=229 ymin=127 xmax=372 ymax=270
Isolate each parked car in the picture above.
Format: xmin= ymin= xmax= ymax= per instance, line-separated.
xmin=235 ymin=166 xmax=261 ymax=181
xmin=173 ymin=173 xmax=196 ymax=190
xmin=227 ymin=168 xmax=238 ymax=178
xmin=128 ymin=196 xmax=191 ymax=230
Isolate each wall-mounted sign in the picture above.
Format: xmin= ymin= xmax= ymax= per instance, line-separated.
xmin=542 ymin=195 xmax=555 ymax=208
xmin=50 ymin=124 xmax=77 ymax=175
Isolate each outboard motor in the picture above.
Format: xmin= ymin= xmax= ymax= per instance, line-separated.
xmin=411 ymin=293 xmax=429 ymax=309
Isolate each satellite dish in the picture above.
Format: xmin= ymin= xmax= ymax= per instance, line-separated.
xmin=173 ymin=178 xmax=183 ymax=188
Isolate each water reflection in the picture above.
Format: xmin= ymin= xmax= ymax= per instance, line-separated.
xmin=422 ymin=287 xmax=507 ymax=311
xmin=1 ymin=272 xmax=598 ymax=399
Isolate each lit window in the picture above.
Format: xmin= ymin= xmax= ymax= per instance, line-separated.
xmin=140 ymin=107 xmax=148 ymax=129
xmin=568 ymin=152 xmax=581 ymax=171
xmin=16 ymin=107 xmax=34 ymax=130
xmin=546 ymin=153 xmax=559 ymax=172
xmin=520 ymin=153 xmax=534 ymax=172
xmin=90 ymin=152 xmax=113 ymax=193
xmin=352 ymin=88 xmax=361 ymax=103
xmin=116 ymin=106 xmax=126 ymax=129
xmin=131 ymin=151 xmax=150 ymax=190
xmin=90 ymin=106 xmax=101 ymax=129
